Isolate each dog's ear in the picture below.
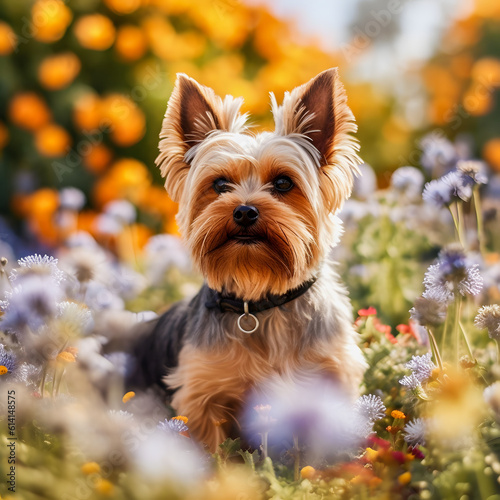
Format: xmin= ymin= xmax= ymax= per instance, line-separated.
xmin=272 ymin=68 xmax=361 ymax=211
xmin=156 ymin=74 xmax=246 ymax=202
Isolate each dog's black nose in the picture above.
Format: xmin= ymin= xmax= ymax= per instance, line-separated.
xmin=233 ymin=205 xmax=259 ymax=227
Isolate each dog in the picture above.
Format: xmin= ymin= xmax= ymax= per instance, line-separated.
xmin=128 ymin=68 xmax=367 ymax=452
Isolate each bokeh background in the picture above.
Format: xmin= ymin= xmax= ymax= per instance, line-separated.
xmin=0 ymin=0 xmax=499 ymax=252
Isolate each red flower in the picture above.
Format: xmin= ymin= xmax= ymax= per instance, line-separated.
xmin=358 ymin=306 xmax=377 ymax=317
xmin=396 ymin=324 xmax=411 ymax=334
xmin=385 ymin=332 xmax=398 ymax=344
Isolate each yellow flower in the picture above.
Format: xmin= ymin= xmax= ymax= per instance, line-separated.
xmin=364 ymin=447 xmax=378 ymax=462
xmin=172 ymin=415 xmax=188 ymax=424
xmin=398 ymin=471 xmax=411 ymax=485
xmin=300 ymin=466 xmax=316 ymax=479
xmin=94 ymin=478 xmax=114 ymax=496
xmin=391 ymin=410 xmax=406 ymax=420
xmin=0 ymin=21 xmax=16 ymax=55
xmin=81 ymin=461 xmax=101 ymax=475
xmin=122 ymin=391 xmax=135 ymax=403
xmin=101 ymin=94 xmax=145 ymax=146
xmin=38 ymin=52 xmax=81 ymax=90
xmin=35 ymin=123 xmax=71 ymax=157
xmin=115 ymin=25 xmax=147 ymax=61
xmin=32 ymin=0 xmax=72 ymax=43
xmin=9 ymin=92 xmax=51 ymax=131
xmin=57 ymin=351 xmax=76 ymax=363
xmin=0 ymin=366 xmax=8 ymax=375
xmin=74 ymin=14 xmax=116 ymax=51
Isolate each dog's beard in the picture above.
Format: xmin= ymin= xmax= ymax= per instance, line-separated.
xmin=186 ymin=199 xmax=322 ymax=301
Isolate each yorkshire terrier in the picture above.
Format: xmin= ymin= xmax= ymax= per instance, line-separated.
xmin=129 ymin=68 xmax=367 ymax=452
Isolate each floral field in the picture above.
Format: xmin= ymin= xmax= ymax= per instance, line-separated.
xmin=2 ymin=0 xmax=500 ymax=499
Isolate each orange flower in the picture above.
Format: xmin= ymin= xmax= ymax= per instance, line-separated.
xmin=300 ymin=466 xmax=316 ymax=479
xmin=472 ymin=57 xmax=500 ymax=87
xmin=57 ymin=351 xmax=76 ymax=363
xmin=94 ymin=478 xmax=114 ymax=496
xmin=101 ymin=94 xmax=145 ymax=146
xmin=0 ymin=21 xmax=17 ymax=55
xmin=391 ymin=410 xmax=406 ymax=420
xmin=0 ymin=366 xmax=8 ymax=375
xmin=358 ymin=306 xmax=377 ymax=317
xmin=74 ymin=14 xmax=116 ymax=51
xmin=9 ymin=92 xmax=51 ymax=131
xmin=32 ymin=0 xmax=72 ymax=43
xmin=83 ymin=144 xmax=113 ymax=174
xmin=122 ymin=391 xmax=135 ymax=403
xmin=483 ymin=138 xmax=500 ymax=172
xmin=172 ymin=415 xmax=188 ymax=424
xmin=81 ymin=461 xmax=101 ymax=475
xmin=104 ymin=0 xmax=141 ymax=15
xmin=35 ymin=123 xmax=71 ymax=157
xmin=73 ymin=93 xmax=102 ymax=131
xmin=115 ymin=25 xmax=147 ymax=61
xmin=38 ymin=52 xmax=81 ymax=90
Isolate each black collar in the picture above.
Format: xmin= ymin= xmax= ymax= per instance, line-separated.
xmin=205 ymin=276 xmax=317 ymax=314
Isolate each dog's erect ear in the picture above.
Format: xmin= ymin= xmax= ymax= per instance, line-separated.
xmin=272 ymin=68 xmax=361 ymax=211
xmin=156 ymin=74 xmax=246 ymax=202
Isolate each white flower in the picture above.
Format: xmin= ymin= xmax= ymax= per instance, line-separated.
xmin=11 ymin=254 xmax=65 ymax=285
xmin=391 ymin=166 xmax=425 ymax=201
xmin=56 ymin=301 xmax=94 ymax=337
xmin=404 ymin=418 xmax=426 ymax=446
xmin=158 ymin=418 xmax=189 ymax=434
xmin=354 ymin=394 xmax=386 ymax=423
xmin=104 ymin=199 xmax=136 ymax=224
xmin=59 ymin=187 xmax=86 ymax=211
xmin=399 ymin=373 xmax=422 ymax=390
xmin=475 ymin=305 xmax=500 ymax=340
xmin=406 ymin=352 xmax=435 ymax=383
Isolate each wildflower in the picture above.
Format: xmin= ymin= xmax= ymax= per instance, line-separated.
xmin=0 ymin=344 xmax=16 ymax=374
xmin=474 ymin=305 xmax=500 ymax=340
xmin=122 ymin=391 xmax=135 ymax=403
xmin=109 ymin=410 xmax=134 ymax=421
xmin=403 ymin=418 xmax=426 ymax=446
xmin=390 ymin=166 xmax=425 ymax=201
xmin=423 ymin=246 xmax=483 ymax=302
xmin=59 ymin=187 xmax=86 ymax=211
xmin=391 ymin=410 xmax=406 ymax=420
xmin=81 ymin=461 xmax=101 ymax=475
xmin=172 ymin=415 xmax=189 ymax=424
xmin=442 ymin=171 xmax=473 ymax=202
xmin=354 ymin=394 xmax=386 ymax=423
xmin=358 ymin=306 xmax=377 ymax=317
xmin=84 ymin=281 xmax=124 ymax=311
xmin=13 ymin=363 xmax=41 ymax=388
xmin=10 ymin=254 xmax=65 ymax=284
xmin=104 ymin=199 xmax=136 ymax=225
xmin=406 ymin=353 xmax=435 ymax=383
xmin=484 ymin=383 xmax=500 ymax=418
xmin=457 ymin=160 xmax=488 ymax=185
xmin=58 ymin=246 xmax=108 ymax=283
xmin=94 ymin=478 xmax=114 ymax=496
xmin=56 ymin=302 xmax=94 ymax=337
xmin=410 ymin=296 xmax=447 ymax=327
xmin=420 ymin=134 xmax=457 ymax=174
xmin=300 ymin=466 xmax=316 ymax=479
xmin=158 ymin=417 xmax=189 ymax=434
xmin=399 ymin=373 xmax=422 ymax=390
xmin=1 ymin=274 xmax=62 ymax=332
xmin=422 ymin=178 xmax=452 ymax=208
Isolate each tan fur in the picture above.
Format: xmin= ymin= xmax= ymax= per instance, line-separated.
xmin=155 ymin=68 xmax=366 ymax=451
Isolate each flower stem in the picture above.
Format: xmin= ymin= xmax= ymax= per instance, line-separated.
xmin=293 ymin=434 xmax=300 ymax=482
xmin=457 ymin=201 xmax=466 ymax=249
xmin=448 ymin=203 xmax=460 ymax=243
xmin=261 ymin=431 xmax=268 ymax=459
xmin=441 ymin=308 xmax=450 ymax=355
xmin=473 ymin=186 xmax=485 ymax=255
xmin=427 ymin=327 xmax=444 ymax=371
xmin=458 ymin=321 xmax=474 ymax=361
xmin=40 ymin=365 xmax=47 ymax=398
xmin=454 ymin=296 xmax=462 ymax=368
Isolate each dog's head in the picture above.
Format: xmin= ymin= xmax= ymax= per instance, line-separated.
xmin=156 ymin=68 xmax=361 ymax=301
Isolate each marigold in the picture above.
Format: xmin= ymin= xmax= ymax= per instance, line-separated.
xmin=101 ymin=94 xmax=145 ymax=146
xmin=0 ymin=366 xmax=8 ymax=375
xmin=115 ymin=25 xmax=147 ymax=61
xmin=81 ymin=461 xmax=101 ymax=475
xmin=300 ymin=466 xmax=316 ymax=479
xmin=32 ymin=0 xmax=72 ymax=43
xmin=483 ymin=138 xmax=500 ymax=171
xmin=122 ymin=391 xmax=135 ymax=403
xmin=38 ymin=52 xmax=81 ymax=90
xmin=35 ymin=123 xmax=71 ymax=157
xmin=0 ymin=21 xmax=16 ymax=55
xmin=73 ymin=94 xmax=102 ymax=131
xmin=9 ymin=92 xmax=51 ymax=131
xmin=74 ymin=14 xmax=116 ymax=51
xmin=83 ymin=144 xmax=113 ymax=174
xmin=391 ymin=410 xmax=406 ymax=420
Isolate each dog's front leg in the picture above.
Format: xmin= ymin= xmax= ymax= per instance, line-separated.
xmin=165 ymin=343 xmax=253 ymax=452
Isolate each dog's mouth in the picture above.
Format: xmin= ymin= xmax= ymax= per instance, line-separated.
xmin=230 ymin=233 xmax=265 ymax=245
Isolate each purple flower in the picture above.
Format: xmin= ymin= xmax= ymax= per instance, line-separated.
xmin=158 ymin=418 xmax=189 ymax=435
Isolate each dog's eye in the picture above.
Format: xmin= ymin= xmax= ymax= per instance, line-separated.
xmin=213 ymin=178 xmax=231 ymax=194
xmin=273 ymin=176 xmax=294 ymax=193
